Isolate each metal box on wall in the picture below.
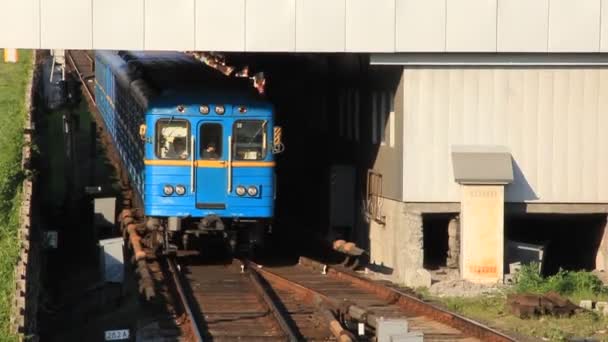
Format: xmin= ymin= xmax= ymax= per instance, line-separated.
xmin=329 ymin=164 xmax=355 ymax=231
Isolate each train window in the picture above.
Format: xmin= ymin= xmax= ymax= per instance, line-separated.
xmin=233 ymin=120 xmax=267 ymax=161
xmin=156 ymin=119 xmax=190 ymax=160
xmin=200 ymin=123 xmax=223 ymax=160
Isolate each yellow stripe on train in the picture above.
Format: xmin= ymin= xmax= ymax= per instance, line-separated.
xmin=144 ymin=160 xmax=275 ymax=168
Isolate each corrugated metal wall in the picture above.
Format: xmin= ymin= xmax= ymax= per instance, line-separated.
xmin=2 ymin=0 xmax=607 ymax=52
xmin=402 ymin=67 xmax=608 ymax=203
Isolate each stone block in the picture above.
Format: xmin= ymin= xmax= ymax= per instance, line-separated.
xmin=580 ymin=300 xmax=593 ymax=310
xmin=596 ymin=301 xmax=608 ymax=312
xmin=405 ymin=268 xmax=432 ymax=288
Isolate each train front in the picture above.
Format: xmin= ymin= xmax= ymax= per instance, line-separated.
xmin=143 ymin=99 xmax=276 ymax=253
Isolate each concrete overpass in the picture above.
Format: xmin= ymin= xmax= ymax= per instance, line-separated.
xmin=1 ymin=0 xmax=608 ymax=53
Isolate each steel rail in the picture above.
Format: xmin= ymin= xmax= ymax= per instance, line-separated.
xmin=241 ymin=260 xmax=300 ymax=342
xmin=66 ymin=51 xmax=96 ymax=106
xmin=245 ymin=261 xmax=355 ymax=342
xmin=298 ymin=257 xmax=516 ymax=342
xmin=167 ymin=258 xmax=204 ymax=342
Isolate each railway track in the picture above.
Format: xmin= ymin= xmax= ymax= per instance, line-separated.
xmin=66 ymin=49 xmax=517 ymax=342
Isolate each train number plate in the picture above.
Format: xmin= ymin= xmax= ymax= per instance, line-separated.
xmin=105 ymin=329 xmax=129 ymax=340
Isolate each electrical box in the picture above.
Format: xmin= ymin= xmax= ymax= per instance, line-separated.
xmin=329 ymin=164 xmax=355 ymax=230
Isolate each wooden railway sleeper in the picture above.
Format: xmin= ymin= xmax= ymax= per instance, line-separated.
xmin=242 ymin=261 xmax=301 ymax=342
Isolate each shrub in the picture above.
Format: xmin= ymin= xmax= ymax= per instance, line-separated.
xmin=514 ymin=262 xmax=608 ymax=298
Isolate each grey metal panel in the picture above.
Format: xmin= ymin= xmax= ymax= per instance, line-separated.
xmin=196 ymin=0 xmax=245 ymax=51
xmin=41 ymin=0 xmax=92 ymax=49
xmin=93 ymin=0 xmax=144 ymax=50
xmin=446 ymin=0 xmax=497 ymax=52
xmin=346 ymin=0 xmax=395 ymax=52
xmin=144 ymin=0 xmax=195 ymax=51
xmin=548 ymin=0 xmax=601 ymax=52
xmin=396 ymin=0 xmax=446 ymax=52
xmin=451 ymin=146 xmax=514 ymax=185
xmin=402 ymin=67 xmax=608 ymax=203
xmin=295 ymin=0 xmax=345 ymax=52
xmin=497 ymin=0 xmax=548 ymax=52
xmin=246 ymin=0 xmax=296 ymax=52
xmin=0 ymin=0 xmax=40 ymax=48
xmin=370 ymin=53 xmax=608 ymax=65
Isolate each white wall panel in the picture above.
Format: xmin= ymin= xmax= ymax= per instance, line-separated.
xmin=346 ymin=0 xmax=395 ymax=52
xmin=497 ymin=0 xmax=548 ymax=52
xmin=41 ymin=0 xmax=91 ymax=49
xmin=0 ymin=0 xmax=39 ymax=48
xmin=396 ymin=0 xmax=445 ymax=52
xmin=246 ymin=0 xmax=296 ymax=52
xmin=145 ymin=0 xmax=194 ymax=51
xmin=402 ymin=67 xmax=608 ymax=203
xmin=196 ymin=0 xmax=245 ymax=51
xmin=446 ymin=0 xmax=497 ymax=52
xmin=94 ymin=0 xmax=144 ymax=50
xmin=296 ymin=0 xmax=345 ymax=52
xmin=601 ymin=0 xmax=608 ymax=52
xmin=548 ymin=0 xmax=600 ymax=52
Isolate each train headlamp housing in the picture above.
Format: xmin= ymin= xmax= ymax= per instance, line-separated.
xmin=163 ymin=184 xmax=174 ymax=196
xmin=175 ymin=185 xmax=186 ymax=196
xmin=215 ymin=105 xmax=225 ymax=115
xmin=200 ymin=105 xmax=210 ymax=115
xmin=247 ymin=185 xmax=258 ymax=197
xmin=236 ymin=185 xmax=246 ymax=196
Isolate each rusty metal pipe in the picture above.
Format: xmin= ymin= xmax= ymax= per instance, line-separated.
xmin=127 ymin=223 xmax=146 ymax=261
xmin=320 ymin=308 xmax=355 ymax=342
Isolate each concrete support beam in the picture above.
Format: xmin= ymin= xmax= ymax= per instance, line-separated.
xmin=595 ymin=216 xmax=608 ymax=271
xmin=403 ymin=202 xmax=608 ymax=215
xmin=446 ymin=216 xmax=460 ymax=269
xmin=460 ymin=185 xmax=505 ymax=284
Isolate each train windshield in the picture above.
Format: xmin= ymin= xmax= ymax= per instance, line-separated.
xmin=233 ymin=120 xmax=267 ymax=161
xmin=156 ymin=119 xmax=190 ymax=160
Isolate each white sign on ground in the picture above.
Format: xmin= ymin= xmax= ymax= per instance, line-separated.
xmin=104 ymin=329 xmax=129 ymax=341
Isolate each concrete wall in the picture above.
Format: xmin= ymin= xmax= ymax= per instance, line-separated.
xmin=369 ymin=68 xmax=404 ymax=201
xmin=402 ymin=67 xmax=608 ymax=203
xmin=1 ymin=0 xmax=605 ymax=52
xmin=367 ymin=197 xmax=430 ymax=287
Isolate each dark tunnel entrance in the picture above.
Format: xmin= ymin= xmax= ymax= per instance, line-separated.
xmin=422 ymin=214 xmax=452 ymax=270
xmin=505 ymin=213 xmax=606 ymax=276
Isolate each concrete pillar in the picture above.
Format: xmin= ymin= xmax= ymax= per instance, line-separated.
xmin=3 ymin=49 xmax=18 ymax=63
xmin=595 ymin=216 xmax=608 ymax=271
xmin=460 ymin=185 xmax=505 ymax=284
xmin=446 ymin=216 xmax=460 ymax=269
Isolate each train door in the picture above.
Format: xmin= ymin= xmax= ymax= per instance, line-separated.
xmin=195 ymin=121 xmax=228 ymax=210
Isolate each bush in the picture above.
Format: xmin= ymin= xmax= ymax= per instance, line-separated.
xmin=514 ymin=262 xmax=608 ymax=298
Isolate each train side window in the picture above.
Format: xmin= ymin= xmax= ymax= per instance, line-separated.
xmin=233 ymin=120 xmax=267 ymax=161
xmin=156 ymin=119 xmax=190 ymax=160
xmin=200 ymin=123 xmax=223 ymax=160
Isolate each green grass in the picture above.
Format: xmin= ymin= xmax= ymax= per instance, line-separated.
xmin=423 ymin=264 xmax=608 ymax=341
xmin=0 ymin=49 xmax=33 ymax=342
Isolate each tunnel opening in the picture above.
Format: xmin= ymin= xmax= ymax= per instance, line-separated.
xmin=505 ymin=213 xmax=606 ymax=276
xmin=422 ymin=213 xmax=454 ymax=271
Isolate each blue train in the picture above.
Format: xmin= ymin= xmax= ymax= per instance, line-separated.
xmin=94 ymin=51 xmax=277 ymax=253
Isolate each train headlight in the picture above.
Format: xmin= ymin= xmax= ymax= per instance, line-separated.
xmin=200 ymin=105 xmax=210 ymax=115
xmin=175 ymin=185 xmax=186 ymax=196
xmin=247 ymin=185 xmax=258 ymax=197
xmin=163 ymin=184 xmax=174 ymax=196
xmin=215 ymin=105 xmax=225 ymax=115
xmin=236 ymin=185 xmax=246 ymax=196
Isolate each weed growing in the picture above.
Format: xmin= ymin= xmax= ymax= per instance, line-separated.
xmin=514 ymin=262 xmax=608 ymax=302
xmin=0 ymin=49 xmax=32 ymax=341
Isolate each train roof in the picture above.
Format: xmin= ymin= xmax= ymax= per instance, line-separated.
xmin=96 ymin=51 xmax=269 ymax=110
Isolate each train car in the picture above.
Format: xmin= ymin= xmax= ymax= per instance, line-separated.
xmin=94 ymin=51 xmax=277 ymax=254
